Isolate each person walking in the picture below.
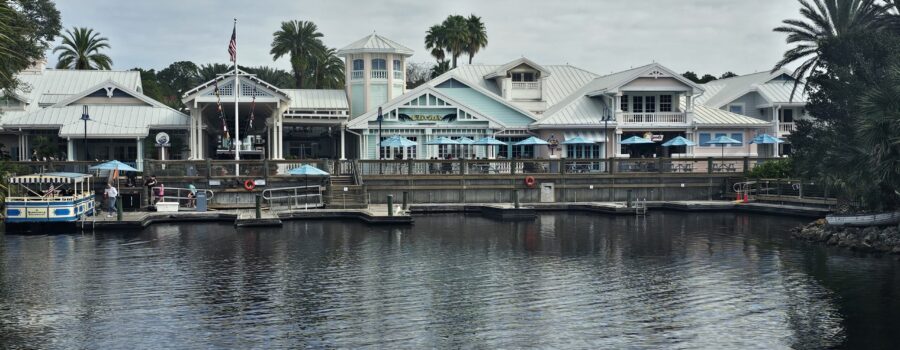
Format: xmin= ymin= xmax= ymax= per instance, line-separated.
xmin=104 ymin=182 xmax=118 ymax=218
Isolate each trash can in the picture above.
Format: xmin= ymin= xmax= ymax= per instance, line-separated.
xmin=195 ymin=191 xmax=208 ymax=212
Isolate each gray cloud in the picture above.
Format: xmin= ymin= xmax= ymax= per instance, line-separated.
xmin=51 ymin=0 xmax=800 ymax=76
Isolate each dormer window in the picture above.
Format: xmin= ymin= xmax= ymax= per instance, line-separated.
xmin=511 ymin=72 xmax=536 ymax=82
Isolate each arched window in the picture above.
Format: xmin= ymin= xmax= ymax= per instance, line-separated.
xmin=371 ymin=59 xmax=386 ymax=70
xmin=352 ymin=59 xmax=364 ymax=71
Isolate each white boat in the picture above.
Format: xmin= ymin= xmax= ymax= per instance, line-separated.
xmin=4 ymin=172 xmax=96 ymax=224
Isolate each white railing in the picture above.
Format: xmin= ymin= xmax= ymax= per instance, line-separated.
xmin=511 ymin=82 xmax=540 ymax=90
xmin=621 ymin=112 xmax=686 ymax=124
xmin=261 ymin=185 xmax=324 ymax=209
xmin=371 ymin=70 xmax=388 ymax=79
xmin=393 ymin=70 xmax=403 ymax=79
xmin=350 ymin=70 xmax=364 ymax=80
xmin=779 ymin=122 xmax=795 ymax=134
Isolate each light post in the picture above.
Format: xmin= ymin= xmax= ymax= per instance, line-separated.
xmin=81 ymin=105 xmax=90 ymax=161
xmin=377 ymin=107 xmax=383 ymax=174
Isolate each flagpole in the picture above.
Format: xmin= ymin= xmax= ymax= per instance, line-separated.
xmin=233 ymin=18 xmax=240 ymax=176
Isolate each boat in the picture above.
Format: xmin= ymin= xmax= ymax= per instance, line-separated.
xmin=825 ymin=211 xmax=900 ymax=227
xmin=4 ymin=172 xmax=96 ymax=224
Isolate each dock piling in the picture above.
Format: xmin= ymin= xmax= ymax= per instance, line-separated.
xmin=255 ymin=195 xmax=261 ymax=219
xmin=387 ymin=195 xmax=394 ymax=216
xmin=402 ymin=191 xmax=408 ymax=210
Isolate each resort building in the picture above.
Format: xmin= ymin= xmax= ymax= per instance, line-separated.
xmin=0 ymin=32 xmax=793 ymax=164
xmin=697 ymin=71 xmax=809 ymax=155
xmin=347 ymin=55 xmax=771 ymax=160
xmin=0 ymin=61 xmax=190 ymax=168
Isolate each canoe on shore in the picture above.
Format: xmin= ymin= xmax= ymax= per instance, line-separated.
xmin=826 ymin=211 xmax=900 ymax=227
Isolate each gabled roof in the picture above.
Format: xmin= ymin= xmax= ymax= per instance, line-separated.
xmin=696 ymin=69 xmax=808 ymax=108
xmin=684 ymin=98 xmax=770 ymax=127
xmin=584 ymin=63 xmax=704 ymax=96
xmin=483 ymin=57 xmax=552 ymax=79
xmin=52 ymin=79 xmax=167 ymax=108
xmin=336 ymin=33 xmax=414 ymax=56
xmin=283 ymin=89 xmax=348 ymax=110
xmin=347 ymin=82 xmax=528 ymax=130
xmin=181 ymin=69 xmax=291 ymax=102
xmin=430 ymin=64 xmax=598 ymax=108
xmin=4 ymin=78 xmax=189 ymax=138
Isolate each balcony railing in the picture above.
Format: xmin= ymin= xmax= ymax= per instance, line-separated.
xmin=779 ymin=122 xmax=795 ymax=134
xmin=511 ymin=81 xmax=540 ymax=90
xmin=350 ymin=70 xmax=364 ymax=80
xmin=371 ymin=70 xmax=387 ymax=79
xmin=393 ymin=70 xmax=403 ymax=79
xmin=621 ymin=112 xmax=686 ymax=124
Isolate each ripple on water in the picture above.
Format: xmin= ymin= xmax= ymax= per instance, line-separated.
xmin=0 ymin=212 xmax=892 ymax=348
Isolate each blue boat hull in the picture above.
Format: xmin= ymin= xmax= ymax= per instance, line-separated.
xmin=4 ymin=196 xmax=95 ymax=224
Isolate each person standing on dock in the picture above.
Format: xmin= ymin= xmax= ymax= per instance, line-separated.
xmin=104 ymin=183 xmax=118 ymax=218
xmin=143 ymin=175 xmax=157 ymax=207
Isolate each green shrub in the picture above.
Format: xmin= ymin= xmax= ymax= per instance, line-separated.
xmin=748 ymin=158 xmax=794 ymax=179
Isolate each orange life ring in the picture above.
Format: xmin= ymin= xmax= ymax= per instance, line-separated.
xmin=524 ymin=176 xmax=536 ymax=188
xmin=243 ymin=179 xmax=256 ymax=191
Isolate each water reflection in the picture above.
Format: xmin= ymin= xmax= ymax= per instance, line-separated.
xmin=0 ymin=212 xmax=897 ymax=348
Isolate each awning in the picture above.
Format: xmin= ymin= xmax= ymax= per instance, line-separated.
xmin=9 ymin=172 xmax=92 ymax=184
xmin=563 ymin=131 xmax=607 ymax=142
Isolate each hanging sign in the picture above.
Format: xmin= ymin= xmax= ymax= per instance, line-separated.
xmin=155 ymin=132 xmax=171 ymax=148
xmin=409 ymin=115 xmax=444 ymax=122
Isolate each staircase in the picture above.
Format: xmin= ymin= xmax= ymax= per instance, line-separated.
xmin=325 ymin=172 xmax=368 ymax=209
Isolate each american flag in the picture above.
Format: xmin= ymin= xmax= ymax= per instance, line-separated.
xmin=228 ymin=24 xmax=237 ymax=62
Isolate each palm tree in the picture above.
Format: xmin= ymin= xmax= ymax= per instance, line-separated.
xmin=425 ymin=24 xmax=448 ymax=66
xmin=198 ymin=63 xmax=232 ymax=82
xmin=270 ymin=20 xmax=324 ymax=89
xmin=53 ymin=27 xmax=112 ymax=70
xmin=464 ymin=15 xmax=488 ymax=64
xmin=441 ymin=15 xmax=469 ymax=68
xmin=307 ymin=47 xmax=344 ymax=89
xmin=772 ymin=0 xmax=885 ymax=99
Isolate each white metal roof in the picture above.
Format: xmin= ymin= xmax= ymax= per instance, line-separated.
xmin=2 ymin=69 xmax=142 ymax=123
xmin=692 ymin=104 xmax=770 ymax=127
xmin=5 ymin=105 xmax=189 ymax=138
xmin=696 ymin=70 xmax=807 ymax=108
xmin=431 ymin=63 xmax=599 ymax=107
xmin=283 ymin=89 xmax=348 ymax=110
xmin=336 ymin=33 xmax=414 ymax=56
xmin=483 ymin=57 xmax=552 ymax=79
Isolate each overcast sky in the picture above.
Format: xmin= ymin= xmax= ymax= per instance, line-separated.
xmin=51 ymin=0 xmax=800 ymax=76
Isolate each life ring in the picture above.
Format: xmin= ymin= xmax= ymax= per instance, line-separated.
xmin=524 ymin=176 xmax=536 ymax=188
xmin=243 ymin=179 xmax=256 ymax=191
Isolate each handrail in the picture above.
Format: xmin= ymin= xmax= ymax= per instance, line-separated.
xmin=260 ymin=185 xmax=322 ymax=200
xmin=151 ymin=186 xmax=214 ymax=201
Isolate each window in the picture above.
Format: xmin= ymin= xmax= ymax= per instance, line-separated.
xmin=371 ymin=59 xmax=386 ymax=70
xmin=730 ymin=133 xmax=743 ymax=147
xmin=699 ymin=133 xmax=711 ymax=147
xmin=660 ymin=95 xmax=672 ymax=112
xmin=621 ymin=95 xmax=628 ymax=112
xmin=393 ymin=59 xmax=401 ymax=71
xmin=782 ymin=109 xmax=794 ymax=123
xmin=352 ymin=59 xmax=364 ymax=71
xmin=497 ymin=137 xmax=533 ymax=159
xmin=511 ymin=72 xmax=535 ymax=82
xmin=632 ymin=96 xmax=644 ymax=113
xmin=728 ymin=104 xmax=744 ymax=115
xmin=645 ymin=96 xmax=656 ymax=113
xmin=566 ymin=144 xmax=603 ymax=159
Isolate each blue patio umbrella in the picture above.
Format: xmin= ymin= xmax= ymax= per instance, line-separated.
xmin=457 ymin=137 xmax=476 ymax=158
xmin=289 ymin=164 xmax=330 ymax=195
xmin=705 ymin=135 xmax=742 ymax=157
xmin=661 ymin=136 xmax=696 ymax=147
xmin=89 ymin=160 xmax=139 ymax=172
xmin=380 ymin=135 xmax=417 ymax=148
xmin=514 ymin=136 xmax=549 ymax=159
xmin=750 ymin=134 xmax=784 ymax=144
xmin=620 ymin=136 xmax=654 ymax=157
xmin=474 ymin=136 xmax=506 ymax=158
xmin=620 ymin=136 xmax=654 ymax=145
xmin=425 ymin=137 xmax=460 ymax=145
xmin=562 ymin=136 xmax=595 ymax=145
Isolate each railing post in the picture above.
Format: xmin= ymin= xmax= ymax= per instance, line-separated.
xmin=263 ymin=158 xmax=269 ymax=183
xmin=513 ymin=189 xmax=520 ymax=209
xmin=116 ymin=196 xmax=123 ymax=221
xmin=460 ymin=159 xmax=466 ymax=175
xmin=707 ymin=157 xmax=714 ymax=174
xmin=743 ymin=157 xmax=750 ymax=174
xmin=387 ymin=194 xmax=394 ymax=216
xmin=510 ymin=160 xmax=516 ymax=175
xmin=407 ymin=159 xmax=413 ymax=175
xmin=255 ymin=194 xmax=261 ymax=219
xmin=626 ymin=189 xmax=633 ymax=208
xmin=609 ymin=158 xmax=615 ymax=174
xmin=206 ymin=158 xmax=212 ymax=181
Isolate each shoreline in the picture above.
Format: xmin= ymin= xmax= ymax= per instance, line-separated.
xmin=792 ymin=220 xmax=900 ymax=254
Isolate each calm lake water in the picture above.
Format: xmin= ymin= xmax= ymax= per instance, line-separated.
xmin=1 ymin=212 xmax=899 ymax=349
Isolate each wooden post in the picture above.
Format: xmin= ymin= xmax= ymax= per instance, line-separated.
xmin=743 ymin=157 xmax=750 ymax=174
xmin=387 ymin=194 xmax=394 ymax=216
